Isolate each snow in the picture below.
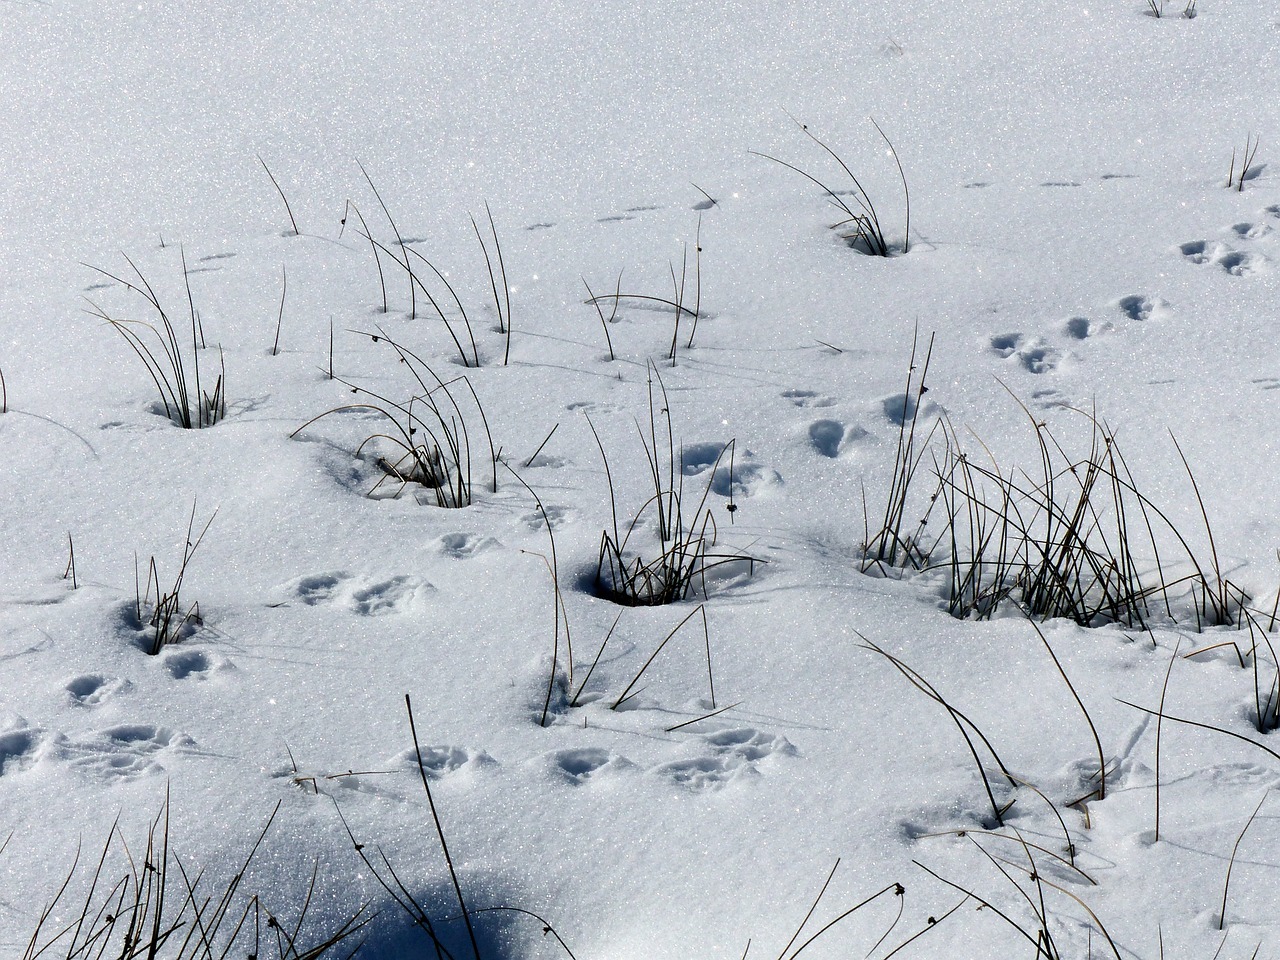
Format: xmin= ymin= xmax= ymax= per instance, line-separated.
xmin=3 ymin=1 xmax=1280 ymax=958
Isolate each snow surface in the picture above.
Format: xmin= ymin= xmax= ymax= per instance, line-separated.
xmin=3 ymin=1 xmax=1280 ymax=958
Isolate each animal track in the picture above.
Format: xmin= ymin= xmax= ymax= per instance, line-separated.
xmin=881 ymin=391 xmax=937 ymax=425
xmin=280 ymin=572 xmax=432 ymax=616
xmin=350 ymin=576 xmax=426 ymax=615
xmin=655 ymin=726 xmax=797 ymax=791
xmin=1178 ymin=240 xmax=1217 ymax=264
xmin=1029 ymin=387 xmax=1069 ymax=411
xmin=782 ymin=389 xmax=835 ymax=408
xmin=989 ymin=334 xmax=1058 ymax=373
xmin=161 ymin=648 xmax=224 ymax=680
xmin=291 ymin=573 xmax=344 ymax=605
xmin=681 ymin=443 xmax=782 ymax=497
xmin=566 ymin=399 xmax=622 ymax=415
xmin=62 ymin=724 xmax=195 ymax=779
xmin=548 ymin=747 xmax=635 ymax=785
xmin=65 ymin=674 xmax=129 ymax=706
xmin=1179 ymin=240 xmax=1269 ymax=276
xmin=0 ymin=729 xmax=42 ymax=774
xmin=433 ymin=533 xmax=500 ymax=559
xmin=1218 ymin=250 xmax=1267 ymax=276
xmin=1232 ymin=222 xmax=1272 ymax=240
xmin=808 ymin=420 xmax=872 ymax=459
xmin=808 ymin=420 xmax=845 ymax=458
xmin=392 ymin=744 xmax=496 ymax=779
xmin=1116 ymin=295 xmax=1170 ymax=322
xmin=652 ymin=755 xmax=742 ymax=790
xmin=1063 ymin=316 xmax=1099 ymax=340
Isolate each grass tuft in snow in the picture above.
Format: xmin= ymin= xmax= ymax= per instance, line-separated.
xmin=861 ymin=345 xmax=1256 ymax=631
xmin=583 ymin=218 xmax=703 ymax=364
xmin=133 ymin=505 xmax=216 ymax=656
xmin=1226 ymin=134 xmax=1262 ymax=191
xmin=589 ymin=365 xmax=759 ymax=606
xmin=24 ymin=789 xmax=370 ymax=959
xmin=85 ymin=252 xmax=227 ymax=429
xmin=753 ymin=115 xmax=910 ymax=257
xmin=350 ymin=168 xmax=513 ymax=368
xmin=293 ymin=332 xmax=498 ymax=508
xmin=1145 ymin=0 xmax=1199 ymax=17
xmin=861 ymin=329 xmax=938 ymax=573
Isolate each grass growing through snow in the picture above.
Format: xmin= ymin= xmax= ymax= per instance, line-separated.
xmin=860 ymin=335 xmax=1253 ymax=630
xmin=753 ymin=116 xmax=910 ymax=257
xmin=333 ymin=696 xmax=578 ymax=960
xmin=860 ymin=330 xmax=937 ymax=573
xmin=589 ymin=365 xmax=758 ymax=606
xmin=349 ymin=167 xmax=514 ymax=367
xmin=1226 ymin=135 xmax=1262 ymax=191
xmin=292 ymin=331 xmax=498 ymax=508
xmin=583 ymin=218 xmax=704 ymax=362
xmin=133 ymin=506 xmax=216 ymax=657
xmin=24 ymin=791 xmax=370 ymax=959
xmin=84 ymin=252 xmax=227 ymax=429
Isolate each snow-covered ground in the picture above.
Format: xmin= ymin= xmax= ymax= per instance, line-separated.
xmin=3 ymin=2 xmax=1280 ymax=957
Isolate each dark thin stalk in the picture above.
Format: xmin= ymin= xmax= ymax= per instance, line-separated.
xmin=405 ymin=694 xmax=482 ymax=960
xmin=871 ymin=118 xmax=910 ymax=253
xmin=582 ymin=278 xmax=617 ymax=361
xmin=583 ymin=293 xmax=697 ymax=318
xmin=272 ymin=264 xmax=287 ymax=355
xmin=612 ymin=605 xmax=703 ymax=709
xmin=346 ymin=201 xmax=387 ymax=312
xmin=570 ymin=610 xmax=623 ymax=707
xmin=691 ymin=183 xmax=719 ymax=208
xmin=665 ymin=701 xmax=743 ymax=733
xmin=1220 ymin=792 xmax=1267 ymax=929
xmin=357 ymin=160 xmax=415 ymax=320
xmin=785 ymin=881 xmax=902 ymax=960
xmin=506 ymin=464 xmax=573 ymax=722
xmin=862 ymin=637 xmax=1015 ymax=826
xmin=775 ymin=860 xmax=839 ymax=960
xmin=62 ymin=532 xmax=77 ymax=589
xmin=470 ymin=906 xmax=577 ymax=960
xmin=667 ymin=245 xmax=688 ymax=364
xmin=686 ymin=214 xmax=704 ymax=349
xmin=403 ymin=245 xmax=481 ymax=367
xmin=879 ymin=896 xmax=964 ymax=960
xmin=258 ymin=156 xmax=300 ymax=235
xmin=1119 ymin=698 xmax=1280 ymax=764
xmin=1031 ymin=621 xmax=1106 ymax=800
xmin=524 ymin=423 xmax=559 ymax=468
xmin=1155 ymin=639 xmax=1181 ymax=842
xmin=702 ymin=604 xmax=715 ymax=708
xmin=328 ymin=317 xmax=335 ymax=379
